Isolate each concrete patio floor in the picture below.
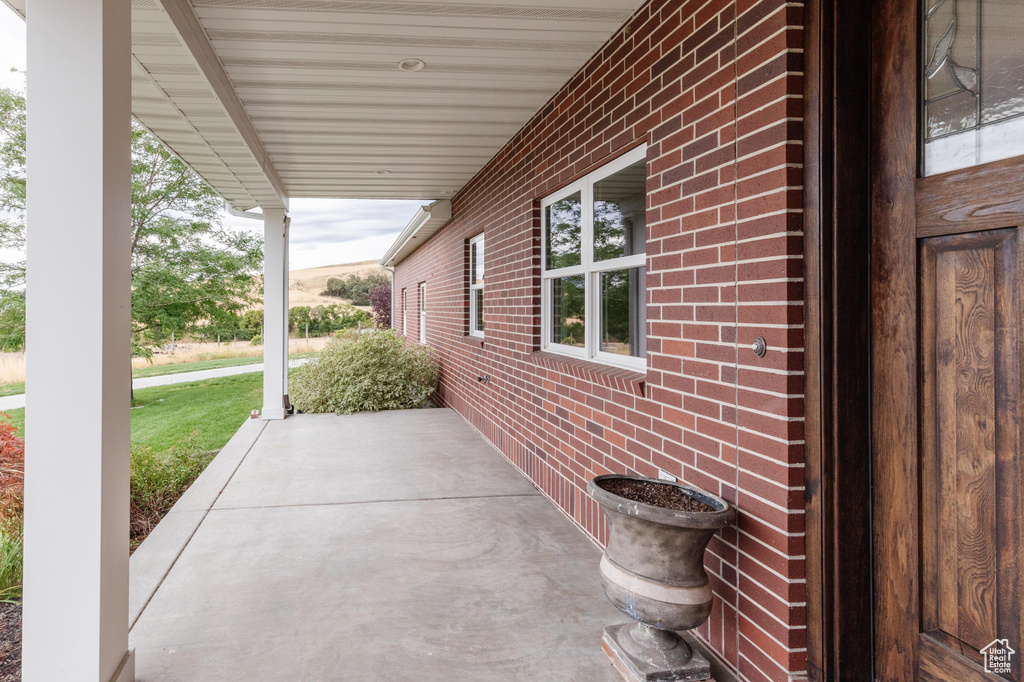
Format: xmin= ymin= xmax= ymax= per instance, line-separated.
xmin=128 ymin=408 xmax=624 ymax=681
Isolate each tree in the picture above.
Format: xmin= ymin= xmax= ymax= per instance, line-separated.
xmin=128 ymin=124 xmax=262 ymax=356
xmin=238 ymin=309 xmax=264 ymax=341
xmin=0 ymin=84 xmax=264 ymax=355
xmin=322 ymin=277 xmax=346 ymax=297
xmin=0 ymin=86 xmax=26 ymax=352
xmin=368 ymin=283 xmax=391 ymax=328
xmin=321 ymin=272 xmax=389 ymax=306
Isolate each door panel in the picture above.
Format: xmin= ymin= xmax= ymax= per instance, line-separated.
xmin=873 ymin=0 xmax=1024 ymax=676
xmin=918 ymin=228 xmax=1021 ymax=679
xmin=920 ymin=634 xmax=999 ymax=682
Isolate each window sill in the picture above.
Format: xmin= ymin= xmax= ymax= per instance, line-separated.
xmin=459 ymin=334 xmax=485 ymax=349
xmin=530 ymin=351 xmax=646 ymax=396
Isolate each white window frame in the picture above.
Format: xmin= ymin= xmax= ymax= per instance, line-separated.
xmin=401 ymin=288 xmax=407 ymax=336
xmin=540 ymin=144 xmax=647 ymax=372
xmin=419 ymin=282 xmax=427 ymax=344
xmin=469 ymin=233 xmax=485 ymax=338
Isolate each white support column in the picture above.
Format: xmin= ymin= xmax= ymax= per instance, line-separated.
xmin=23 ymin=0 xmax=135 ymax=681
xmin=282 ymin=217 xmax=290 ymax=400
xmin=262 ymin=208 xmax=287 ymax=420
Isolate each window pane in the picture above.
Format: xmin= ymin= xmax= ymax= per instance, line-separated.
xmin=545 ymin=192 xmax=582 ymax=270
xmin=550 ymin=275 xmax=585 ymax=347
xmin=599 ymin=267 xmax=646 ymax=358
xmin=923 ymin=0 xmax=1024 ymax=174
xmin=473 ymin=289 xmax=484 ymax=333
xmin=981 ymin=0 xmax=1024 ymax=124
xmin=926 ymin=89 xmax=978 ymax=140
xmin=471 ymin=238 xmax=484 ymax=285
xmin=593 ymin=159 xmax=646 ymax=261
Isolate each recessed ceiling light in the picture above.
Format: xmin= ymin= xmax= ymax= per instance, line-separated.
xmin=398 ymin=58 xmax=426 ymax=72
xmin=375 ymin=169 xmax=391 ymax=175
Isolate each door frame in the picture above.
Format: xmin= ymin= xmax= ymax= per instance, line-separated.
xmin=869 ymin=0 xmax=922 ymax=676
xmin=804 ymin=0 xmax=1020 ymax=677
xmin=802 ymin=0 xmax=875 ymax=677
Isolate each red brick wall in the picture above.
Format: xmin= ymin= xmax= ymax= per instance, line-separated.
xmin=392 ymin=0 xmax=805 ymax=679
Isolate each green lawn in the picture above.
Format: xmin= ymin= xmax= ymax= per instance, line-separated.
xmin=3 ymin=409 xmax=23 ymax=434
xmin=1 ymin=372 xmax=263 ymax=453
xmin=0 ymin=383 xmax=23 ymax=398
xmin=131 ymin=373 xmax=262 ymax=452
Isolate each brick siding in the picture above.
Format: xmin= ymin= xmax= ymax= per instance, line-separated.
xmin=392 ymin=0 xmax=806 ymax=679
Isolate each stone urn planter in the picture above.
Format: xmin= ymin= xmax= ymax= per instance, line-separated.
xmin=588 ymin=474 xmax=735 ymax=682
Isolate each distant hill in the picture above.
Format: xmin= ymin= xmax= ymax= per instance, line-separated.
xmin=288 ymin=260 xmax=387 ymax=308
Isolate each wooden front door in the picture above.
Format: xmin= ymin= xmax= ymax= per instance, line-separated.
xmin=873 ymin=0 xmax=1024 ymax=679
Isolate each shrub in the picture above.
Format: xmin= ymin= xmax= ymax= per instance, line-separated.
xmin=290 ymin=328 xmax=439 ymax=414
xmin=0 ymin=417 xmax=213 ymax=596
xmin=338 ymin=308 xmax=372 ymax=329
xmin=0 ymin=416 xmax=24 ymax=529
xmin=130 ymin=434 xmax=213 ymax=544
xmin=0 ymin=520 xmax=21 ymax=603
xmin=291 ymin=303 xmax=370 ymax=336
xmin=0 ymin=416 xmax=24 ymax=602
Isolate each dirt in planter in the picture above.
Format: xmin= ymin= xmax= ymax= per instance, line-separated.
xmin=0 ymin=602 xmax=20 ymax=682
xmin=598 ymin=478 xmax=716 ymax=513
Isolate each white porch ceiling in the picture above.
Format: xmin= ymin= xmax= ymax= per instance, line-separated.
xmin=2 ymin=0 xmax=642 ymax=210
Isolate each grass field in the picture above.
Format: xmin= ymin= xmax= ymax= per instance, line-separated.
xmin=0 ymin=341 xmax=327 ymax=396
xmin=131 ymin=355 xmax=263 ymax=379
xmin=1 ymin=372 xmax=263 ymax=454
xmin=0 ymin=357 xmax=265 ymax=396
xmin=132 ymin=337 xmax=329 ymax=372
xmin=288 ymin=260 xmax=384 ymax=308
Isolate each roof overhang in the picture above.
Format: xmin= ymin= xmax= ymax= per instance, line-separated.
xmin=2 ymin=0 xmax=645 ymax=212
xmin=380 ymin=199 xmax=452 ymax=268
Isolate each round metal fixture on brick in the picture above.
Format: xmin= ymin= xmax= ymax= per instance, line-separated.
xmin=398 ymin=58 xmax=426 ymax=72
xmin=752 ymin=336 xmax=767 ymax=358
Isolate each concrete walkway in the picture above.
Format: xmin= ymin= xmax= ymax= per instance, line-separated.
xmin=128 ymin=409 xmax=623 ymax=681
xmin=0 ymin=358 xmax=309 ymax=411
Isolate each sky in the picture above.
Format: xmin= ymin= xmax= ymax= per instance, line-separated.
xmin=0 ymin=6 xmax=425 ymax=270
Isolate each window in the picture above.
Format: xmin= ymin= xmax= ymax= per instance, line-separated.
xmin=469 ymin=234 xmax=485 ymax=337
xmin=541 ymin=145 xmax=647 ymax=371
xmin=401 ymin=288 xmax=407 ymax=335
xmin=419 ymin=282 xmax=426 ymax=344
xmin=922 ymin=0 xmax=1024 ymax=175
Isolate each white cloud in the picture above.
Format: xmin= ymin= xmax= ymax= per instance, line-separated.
xmin=221 ymin=199 xmax=424 ymax=270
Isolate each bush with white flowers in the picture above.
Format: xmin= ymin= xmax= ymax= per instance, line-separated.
xmin=290 ymin=329 xmax=439 ymax=414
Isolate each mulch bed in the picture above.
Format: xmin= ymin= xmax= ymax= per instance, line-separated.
xmin=0 ymin=602 xmax=20 ymax=682
xmin=598 ymin=478 xmax=716 ymax=513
